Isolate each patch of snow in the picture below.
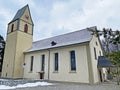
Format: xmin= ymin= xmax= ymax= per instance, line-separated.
xmin=16 ymin=82 xmax=53 ymax=88
xmin=0 ymin=79 xmax=8 ymax=81
xmin=0 ymin=81 xmax=53 ymax=89
xmin=0 ymin=85 xmax=15 ymax=89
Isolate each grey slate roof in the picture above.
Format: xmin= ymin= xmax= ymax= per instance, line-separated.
xmin=98 ymin=56 xmax=113 ymax=67
xmin=26 ymin=27 xmax=96 ymax=52
xmin=10 ymin=5 xmax=28 ymax=23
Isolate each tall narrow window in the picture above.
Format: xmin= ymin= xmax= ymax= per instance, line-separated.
xmin=30 ymin=56 xmax=34 ymax=72
xmin=96 ymin=42 xmax=98 ymax=46
xmin=54 ymin=53 xmax=59 ymax=71
xmin=99 ymin=51 xmax=101 ymax=56
xmin=70 ymin=51 xmax=76 ymax=71
xmin=94 ymin=47 xmax=97 ymax=60
xmin=11 ymin=24 xmax=14 ymax=32
xmin=41 ymin=55 xmax=45 ymax=71
xmin=24 ymin=24 xmax=28 ymax=33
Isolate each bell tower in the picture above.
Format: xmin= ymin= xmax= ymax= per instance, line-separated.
xmin=2 ymin=5 xmax=34 ymax=78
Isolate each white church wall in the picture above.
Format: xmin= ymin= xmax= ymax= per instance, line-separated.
xmin=23 ymin=50 xmax=49 ymax=80
xmin=89 ymin=36 xmax=103 ymax=83
xmin=49 ymin=44 xmax=89 ymax=83
xmin=24 ymin=43 xmax=90 ymax=83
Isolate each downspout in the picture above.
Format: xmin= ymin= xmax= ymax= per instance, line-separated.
xmin=48 ymin=49 xmax=50 ymax=80
xmin=22 ymin=53 xmax=25 ymax=79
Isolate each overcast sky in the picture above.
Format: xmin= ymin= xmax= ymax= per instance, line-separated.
xmin=0 ymin=0 xmax=120 ymax=41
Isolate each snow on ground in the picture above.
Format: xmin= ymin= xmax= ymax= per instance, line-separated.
xmin=0 ymin=79 xmax=8 ymax=81
xmin=0 ymin=81 xmax=53 ymax=89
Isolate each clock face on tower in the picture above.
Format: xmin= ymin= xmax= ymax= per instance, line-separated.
xmin=25 ymin=15 xmax=29 ymax=20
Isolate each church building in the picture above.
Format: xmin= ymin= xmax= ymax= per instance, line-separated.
xmin=2 ymin=5 xmax=107 ymax=84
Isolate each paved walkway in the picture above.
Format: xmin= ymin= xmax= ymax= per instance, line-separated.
xmin=14 ymin=82 xmax=120 ymax=90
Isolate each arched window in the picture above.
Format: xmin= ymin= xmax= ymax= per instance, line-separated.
xmin=11 ymin=24 xmax=14 ymax=32
xmin=24 ymin=24 xmax=28 ymax=33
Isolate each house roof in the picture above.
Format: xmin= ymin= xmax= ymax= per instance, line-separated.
xmin=98 ymin=56 xmax=113 ymax=67
xmin=9 ymin=5 xmax=28 ymax=23
xmin=26 ymin=26 xmax=96 ymax=52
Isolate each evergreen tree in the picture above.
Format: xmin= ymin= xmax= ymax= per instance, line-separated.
xmin=87 ymin=27 xmax=120 ymax=52
xmin=0 ymin=35 xmax=5 ymax=72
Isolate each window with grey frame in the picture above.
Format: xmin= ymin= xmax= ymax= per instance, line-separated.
xmin=41 ymin=55 xmax=45 ymax=71
xmin=99 ymin=50 xmax=101 ymax=56
xmin=70 ymin=50 xmax=76 ymax=71
xmin=54 ymin=53 xmax=59 ymax=71
xmin=30 ymin=56 xmax=34 ymax=72
xmin=94 ymin=47 xmax=97 ymax=60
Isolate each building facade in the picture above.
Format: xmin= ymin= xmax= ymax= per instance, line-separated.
xmin=2 ymin=5 xmax=106 ymax=84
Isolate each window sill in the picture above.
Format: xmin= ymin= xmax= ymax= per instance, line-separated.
xmin=28 ymin=71 xmax=33 ymax=73
xmin=37 ymin=71 xmax=45 ymax=73
xmin=69 ymin=71 xmax=77 ymax=73
xmin=95 ymin=58 xmax=97 ymax=60
xmin=53 ymin=71 xmax=59 ymax=73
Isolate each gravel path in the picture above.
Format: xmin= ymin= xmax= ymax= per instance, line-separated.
xmin=0 ymin=79 xmax=119 ymax=90
xmin=14 ymin=81 xmax=120 ymax=90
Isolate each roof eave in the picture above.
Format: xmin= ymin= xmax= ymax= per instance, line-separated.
xmin=24 ymin=41 xmax=90 ymax=54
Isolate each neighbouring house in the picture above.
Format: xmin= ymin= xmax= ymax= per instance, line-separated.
xmin=2 ymin=5 xmax=111 ymax=84
xmin=98 ymin=56 xmax=113 ymax=82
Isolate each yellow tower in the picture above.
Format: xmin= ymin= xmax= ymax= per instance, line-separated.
xmin=2 ymin=5 xmax=34 ymax=78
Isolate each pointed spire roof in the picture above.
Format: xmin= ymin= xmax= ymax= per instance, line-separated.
xmin=10 ymin=5 xmax=28 ymax=23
